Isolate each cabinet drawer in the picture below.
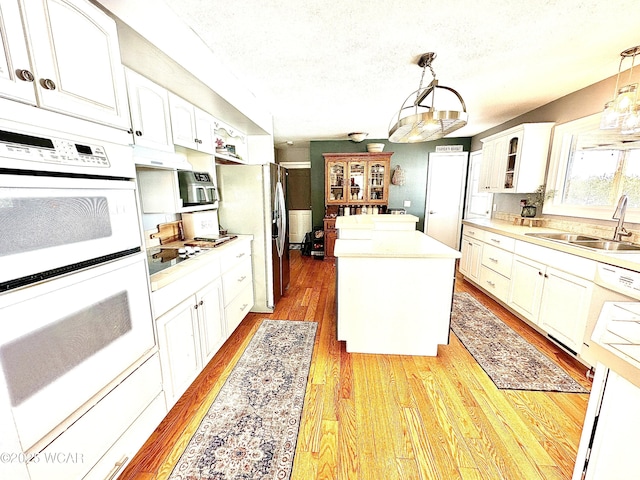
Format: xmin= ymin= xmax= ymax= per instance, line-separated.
xmin=220 ymin=239 xmax=251 ymax=272
xmin=225 ymin=285 xmax=254 ymax=335
xmin=479 ymin=265 xmax=511 ymax=302
xmin=481 ymin=244 xmax=514 ymax=278
xmin=84 ymin=393 xmax=166 ymax=480
xmin=484 ymin=232 xmax=515 ymax=251
xmin=462 ymin=225 xmax=485 ymax=241
xmin=222 ymin=257 xmax=253 ymax=306
xmin=27 ymin=355 xmax=162 ymax=480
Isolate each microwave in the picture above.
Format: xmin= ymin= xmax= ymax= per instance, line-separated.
xmin=178 ymin=170 xmax=218 ymax=206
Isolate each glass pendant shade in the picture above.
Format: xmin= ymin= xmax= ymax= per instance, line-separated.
xmin=601 ymin=46 xmax=640 ymax=133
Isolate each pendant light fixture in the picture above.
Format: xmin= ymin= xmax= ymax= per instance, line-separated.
xmin=388 ymin=52 xmax=468 ymax=143
xmin=600 ymin=45 xmax=640 ymax=133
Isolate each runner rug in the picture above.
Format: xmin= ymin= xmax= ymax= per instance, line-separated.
xmin=168 ymin=319 xmax=318 ymax=480
xmin=450 ymin=292 xmax=588 ymax=393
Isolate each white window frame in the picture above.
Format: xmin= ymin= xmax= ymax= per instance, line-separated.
xmin=544 ymin=113 xmax=640 ymax=223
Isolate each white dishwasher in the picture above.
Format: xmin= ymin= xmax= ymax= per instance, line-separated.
xmin=572 ymin=301 xmax=640 ymax=480
xmin=580 ymin=262 xmax=640 ymax=367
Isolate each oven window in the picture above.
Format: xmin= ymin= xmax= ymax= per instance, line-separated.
xmin=0 ymin=196 xmax=112 ymax=256
xmin=0 ymin=291 xmax=132 ymax=406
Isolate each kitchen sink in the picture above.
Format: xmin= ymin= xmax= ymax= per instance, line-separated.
xmin=524 ymin=231 xmax=640 ymax=252
xmin=524 ymin=232 xmax=601 ymax=242
xmin=569 ymin=240 xmax=640 ymax=251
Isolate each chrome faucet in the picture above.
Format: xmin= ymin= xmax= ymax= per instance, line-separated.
xmin=613 ymin=194 xmax=633 ymax=241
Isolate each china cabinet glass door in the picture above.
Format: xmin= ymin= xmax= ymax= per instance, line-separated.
xmin=327 ymin=161 xmax=346 ymax=203
xmin=368 ymin=161 xmax=387 ymax=202
xmin=348 ymin=161 xmax=365 ymax=202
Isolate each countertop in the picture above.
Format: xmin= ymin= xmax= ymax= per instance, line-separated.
xmin=335 ymin=214 xmax=419 ymax=230
xmin=334 ymin=230 xmax=461 ymax=259
xmin=148 ymin=234 xmax=252 ymax=291
xmin=462 ymin=218 xmax=640 ymax=271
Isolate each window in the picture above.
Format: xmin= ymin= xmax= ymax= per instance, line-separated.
xmin=545 ymin=113 xmax=640 ymax=222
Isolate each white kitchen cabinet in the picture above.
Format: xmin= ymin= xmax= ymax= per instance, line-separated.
xmin=156 ymin=277 xmax=224 ymax=408
xmin=0 ymin=0 xmax=129 ymax=128
xmin=459 ymin=235 xmax=483 ymax=283
xmin=124 ymin=67 xmax=174 ymax=152
xmin=479 ymin=135 xmax=507 ymax=191
xmin=508 ymin=255 xmax=545 ymax=323
xmin=169 ymin=92 xmax=216 ymax=153
xmin=538 ymin=266 xmax=593 ymax=354
xmin=221 ymin=239 xmax=254 ymax=335
xmin=476 ymin=231 xmax=514 ymax=303
xmin=197 ymin=279 xmax=225 ymax=366
xmin=509 ymin=255 xmax=594 ymax=352
xmin=0 ymin=0 xmax=36 ymax=104
xmin=156 ymin=295 xmax=202 ymax=408
xmin=479 ymin=123 xmax=554 ymax=193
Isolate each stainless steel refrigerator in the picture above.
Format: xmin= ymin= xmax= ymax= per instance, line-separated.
xmin=216 ymin=163 xmax=290 ymax=312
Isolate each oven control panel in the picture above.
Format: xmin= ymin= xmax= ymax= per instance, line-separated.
xmin=0 ymin=129 xmax=110 ymax=168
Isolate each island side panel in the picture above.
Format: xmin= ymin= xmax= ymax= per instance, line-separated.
xmin=336 ymin=255 xmax=456 ymax=356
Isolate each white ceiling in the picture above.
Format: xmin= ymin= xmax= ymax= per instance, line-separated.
xmin=161 ymin=0 xmax=640 ymax=146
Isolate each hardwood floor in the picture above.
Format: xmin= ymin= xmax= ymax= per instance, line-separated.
xmin=119 ymin=250 xmax=591 ymax=480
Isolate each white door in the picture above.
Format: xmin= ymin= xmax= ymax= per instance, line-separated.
xmin=289 ymin=210 xmax=312 ymax=243
xmin=424 ymin=152 xmax=468 ymax=249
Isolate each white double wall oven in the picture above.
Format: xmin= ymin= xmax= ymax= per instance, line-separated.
xmin=0 ymin=118 xmax=157 ymax=472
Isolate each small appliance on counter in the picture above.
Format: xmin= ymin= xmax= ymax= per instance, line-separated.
xmin=178 ymin=170 xmax=218 ymax=206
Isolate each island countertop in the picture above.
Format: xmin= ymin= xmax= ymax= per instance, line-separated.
xmin=334 ymin=230 xmax=461 ymax=259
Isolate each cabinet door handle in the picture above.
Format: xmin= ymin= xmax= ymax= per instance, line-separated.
xmin=538 ymin=271 xmax=543 ymax=276
xmin=429 ymin=210 xmax=436 ymax=214
xmin=489 ymin=257 xmax=498 ymax=263
xmin=544 ymin=273 xmax=549 ymax=278
xmin=15 ymin=68 xmax=34 ymax=82
xmin=237 ymin=275 xmax=246 ymax=282
xmin=490 ymin=238 xmax=501 ymax=244
xmin=135 ymin=130 xmax=143 ymax=136
xmin=236 ymin=252 xmax=245 ymax=258
xmin=240 ymin=303 xmax=249 ymax=311
xmin=486 ymin=280 xmax=496 ymax=287
xmin=39 ymin=78 xmax=56 ymax=90
xmin=106 ymin=456 xmax=129 ymax=480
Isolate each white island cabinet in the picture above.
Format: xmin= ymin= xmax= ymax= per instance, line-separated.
xmin=334 ymin=217 xmax=460 ymax=356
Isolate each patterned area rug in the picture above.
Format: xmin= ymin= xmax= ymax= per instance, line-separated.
xmin=451 ymin=292 xmax=588 ymax=393
xmin=168 ymin=319 xmax=317 ymax=480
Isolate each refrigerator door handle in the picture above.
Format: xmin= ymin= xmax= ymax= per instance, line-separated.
xmin=275 ymin=181 xmax=286 ymax=257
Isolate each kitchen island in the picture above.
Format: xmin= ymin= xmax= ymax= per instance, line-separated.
xmin=334 ymin=216 xmax=461 ymax=356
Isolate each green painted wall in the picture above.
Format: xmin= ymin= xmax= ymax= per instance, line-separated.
xmin=310 ymin=137 xmax=471 ymax=231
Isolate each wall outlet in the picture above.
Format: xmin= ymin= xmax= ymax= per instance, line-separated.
xmin=403 ymin=200 xmax=411 ymax=207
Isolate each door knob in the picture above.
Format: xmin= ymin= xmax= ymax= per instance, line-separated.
xmin=429 ymin=210 xmax=436 ymax=214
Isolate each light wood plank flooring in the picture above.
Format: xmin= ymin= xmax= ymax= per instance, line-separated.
xmin=119 ymin=250 xmax=591 ymax=480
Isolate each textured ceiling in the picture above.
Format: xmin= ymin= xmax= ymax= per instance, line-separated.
xmin=161 ymin=0 xmax=640 ymax=146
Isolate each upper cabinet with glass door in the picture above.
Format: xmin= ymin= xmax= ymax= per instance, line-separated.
xmin=0 ymin=0 xmax=130 ymax=129
xmin=323 ymin=152 xmax=392 ymax=205
xmin=479 ymin=123 xmax=554 ymax=193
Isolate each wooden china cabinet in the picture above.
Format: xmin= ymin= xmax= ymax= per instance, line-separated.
xmin=322 ymin=152 xmax=392 ymax=256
